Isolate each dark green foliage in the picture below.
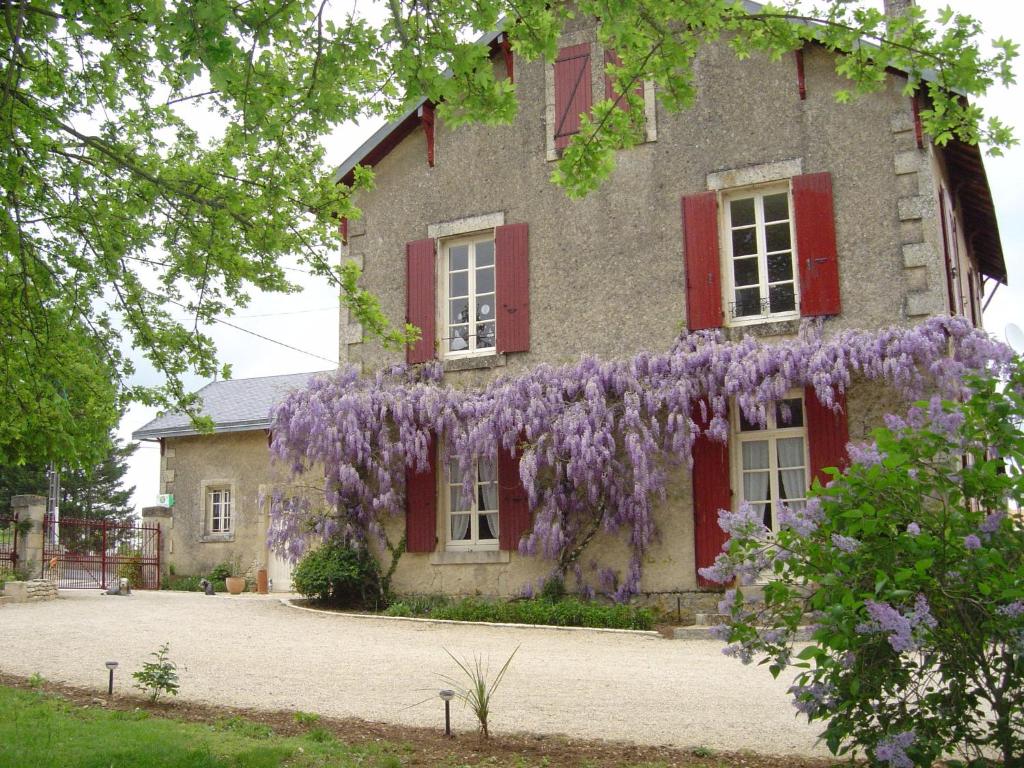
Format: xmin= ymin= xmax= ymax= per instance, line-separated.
xmin=132 ymin=644 xmax=180 ymax=702
xmin=385 ymin=595 xmax=653 ymax=630
xmin=292 ymin=541 xmax=381 ymax=607
xmin=207 ymin=562 xmax=233 ymax=582
xmin=161 ymin=575 xmax=226 ymax=593
xmin=539 ymin=576 xmax=567 ymax=602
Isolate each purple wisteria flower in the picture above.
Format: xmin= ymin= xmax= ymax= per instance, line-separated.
xmin=831 ymin=533 xmax=861 ymax=553
xmin=906 ymin=522 xmax=921 ymax=536
xmin=874 ymin=730 xmax=916 ymax=768
xmin=964 ymin=534 xmax=982 ymax=550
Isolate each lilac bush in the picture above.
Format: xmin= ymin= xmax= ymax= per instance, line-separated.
xmin=705 ymin=360 xmax=1024 ymax=765
xmin=267 ymin=316 xmax=1011 ymax=601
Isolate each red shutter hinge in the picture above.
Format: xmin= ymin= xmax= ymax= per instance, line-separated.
xmin=499 ymin=34 xmax=514 ymax=84
xmin=794 ymin=48 xmax=807 ymax=101
xmin=419 ymin=102 xmax=436 ymax=168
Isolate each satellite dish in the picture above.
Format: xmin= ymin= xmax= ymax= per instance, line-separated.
xmin=1006 ymin=324 xmax=1024 ymax=354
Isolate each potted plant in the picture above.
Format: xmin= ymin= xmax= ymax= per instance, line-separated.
xmin=220 ymin=558 xmax=246 ymax=595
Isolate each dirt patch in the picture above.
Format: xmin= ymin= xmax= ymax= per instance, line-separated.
xmin=0 ymin=672 xmax=842 ymax=768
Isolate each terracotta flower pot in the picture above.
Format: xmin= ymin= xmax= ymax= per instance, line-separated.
xmin=225 ymin=576 xmax=246 ymax=595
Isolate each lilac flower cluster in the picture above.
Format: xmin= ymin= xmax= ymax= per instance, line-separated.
xmin=998 ymin=600 xmax=1024 ymax=619
xmin=845 ymin=440 xmax=885 ymax=467
xmin=831 ymin=533 xmax=861 ymax=553
xmin=788 ymin=682 xmax=837 ymax=716
xmin=266 ymin=317 xmax=1011 ymax=598
xmin=873 ymin=730 xmax=917 ymax=768
xmin=963 ymin=534 xmax=982 ymax=551
xmin=857 ymin=594 xmax=937 ymax=652
xmin=777 ymin=498 xmax=824 ymax=537
xmin=906 ymin=522 xmax=921 ymax=536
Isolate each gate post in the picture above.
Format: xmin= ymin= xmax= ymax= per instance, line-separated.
xmin=142 ymin=505 xmax=172 ymax=587
xmin=10 ymin=495 xmax=46 ymax=577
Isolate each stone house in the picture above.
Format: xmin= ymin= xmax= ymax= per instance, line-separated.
xmin=134 ymin=372 xmax=328 ymax=592
xmin=136 ymin=6 xmax=1005 ymax=609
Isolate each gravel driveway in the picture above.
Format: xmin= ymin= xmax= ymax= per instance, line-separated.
xmin=0 ymin=591 xmax=826 ymax=756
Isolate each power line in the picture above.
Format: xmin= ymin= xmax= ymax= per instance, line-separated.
xmin=167 ymin=300 xmax=339 ymax=365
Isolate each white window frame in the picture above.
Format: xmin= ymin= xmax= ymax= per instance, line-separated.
xmin=444 ymin=455 xmax=500 ymax=552
xmin=721 ymin=183 xmax=800 ymax=327
xmin=207 ymin=487 xmax=233 ymax=535
xmin=732 ymin=395 xmax=810 ymax=534
xmin=438 ymin=231 xmax=498 ymax=359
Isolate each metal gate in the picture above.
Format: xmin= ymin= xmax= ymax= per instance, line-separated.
xmin=42 ymin=514 xmax=161 ymax=589
xmin=0 ymin=512 xmax=18 ymax=572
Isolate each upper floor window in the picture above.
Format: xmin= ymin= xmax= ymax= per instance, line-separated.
xmin=208 ymin=487 xmax=233 ymax=534
xmin=443 ymin=235 xmax=496 ymax=356
xmin=724 ymin=186 xmax=799 ymax=325
xmin=734 ymin=396 xmax=808 ymax=533
xmin=446 ymin=457 xmax=499 ymax=550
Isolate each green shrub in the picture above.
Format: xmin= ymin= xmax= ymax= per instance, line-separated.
xmin=383 ymin=602 xmax=412 ymax=617
xmin=207 ymin=562 xmax=233 ymax=581
xmin=116 ymin=550 xmax=143 ymax=586
xmin=132 ymin=643 xmax=179 ymax=702
xmin=161 ymin=575 xmax=226 ymax=592
xmin=427 ymin=596 xmax=653 ymax=630
xmin=539 ymin=575 xmax=566 ymax=602
xmin=292 ymin=540 xmax=381 ymax=608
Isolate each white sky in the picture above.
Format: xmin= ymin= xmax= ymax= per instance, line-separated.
xmin=120 ymin=1 xmax=1024 ymax=513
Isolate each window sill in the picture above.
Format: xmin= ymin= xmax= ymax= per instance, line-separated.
xmin=200 ymin=533 xmax=235 ymax=543
xmin=430 ymin=550 xmax=510 ymax=566
xmin=724 ymin=318 xmax=802 ymax=341
xmin=442 ymin=353 xmax=506 ymax=373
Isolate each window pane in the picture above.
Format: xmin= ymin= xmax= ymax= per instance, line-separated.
xmin=449 ymin=271 xmax=468 ymax=298
xmin=776 ymin=398 xmax=804 ymax=428
xmin=449 ymin=326 xmax=469 ymax=352
xmin=731 ymin=227 xmax=757 ymax=257
xmin=476 ymin=267 xmax=494 ymax=294
xmin=733 ymin=257 xmax=759 ymax=287
xmin=763 ymin=193 xmax=789 ymax=223
xmin=734 ymin=287 xmax=762 ymax=317
xmin=742 ymin=440 xmax=770 ymax=470
xmin=478 ymin=460 xmax=497 ymax=483
xmin=767 ymin=252 xmax=793 ymax=282
xmin=476 ymin=322 xmax=496 ymax=349
xmin=450 ymin=245 xmax=469 ymax=271
xmin=779 ymin=468 xmax=806 ymax=500
xmin=476 ymin=294 xmax=494 ymax=321
xmin=475 ymin=240 xmax=494 ymax=267
xmin=479 ymin=481 xmax=498 ymax=511
xmin=450 ymin=513 xmax=471 ymax=540
xmin=765 ymin=222 xmax=791 ymax=253
xmin=730 ymin=198 xmax=755 ymax=227
xmin=777 ymin=437 xmax=805 ymax=468
xmin=479 ymin=512 xmax=498 ymax=540
xmin=739 ymin=411 xmax=764 ymax=432
xmin=769 ymin=283 xmax=795 ymax=313
xmin=449 ymin=298 xmax=469 ymax=324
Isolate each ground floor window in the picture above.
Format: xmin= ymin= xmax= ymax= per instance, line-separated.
xmin=446 ymin=457 xmax=499 ymax=550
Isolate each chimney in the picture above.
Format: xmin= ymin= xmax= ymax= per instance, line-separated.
xmin=883 ymin=0 xmax=914 ymax=22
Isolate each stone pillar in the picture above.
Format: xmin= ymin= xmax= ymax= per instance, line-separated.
xmin=10 ymin=495 xmax=46 ymax=577
xmin=142 ymin=505 xmax=172 ymax=583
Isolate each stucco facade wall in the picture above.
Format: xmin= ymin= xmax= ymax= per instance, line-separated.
xmin=159 ymin=431 xmax=272 ymax=578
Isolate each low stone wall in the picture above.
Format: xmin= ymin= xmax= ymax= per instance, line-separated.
xmin=2 ymin=579 xmax=58 ymax=603
xmin=636 ymin=590 xmax=723 ymax=624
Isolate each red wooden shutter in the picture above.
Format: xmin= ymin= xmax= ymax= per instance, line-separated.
xmin=682 ymin=192 xmax=723 ymax=331
xmin=604 ymin=50 xmax=643 ymax=109
xmin=691 ymin=401 xmax=731 ymax=588
xmin=554 ymin=44 xmax=592 ymax=151
xmin=498 ymin=444 xmax=531 ymax=551
xmin=405 ymin=434 xmax=437 ymax=553
xmin=793 ymin=172 xmax=841 ymax=317
xmin=406 ymin=238 xmax=436 ymax=364
xmin=495 ymin=223 xmax=529 ymax=353
xmin=805 ymin=387 xmax=849 ymax=487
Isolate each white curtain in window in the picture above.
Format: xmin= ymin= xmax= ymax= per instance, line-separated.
xmin=482 ymin=512 xmax=499 ymax=539
xmin=451 ymin=513 xmax=470 ymax=540
xmin=776 ymin=437 xmax=806 ymax=501
xmin=742 ymin=441 xmax=771 ymax=527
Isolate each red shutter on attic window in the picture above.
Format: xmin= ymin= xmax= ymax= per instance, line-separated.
xmin=554 ymin=44 xmax=592 ymax=151
xmin=604 ymin=50 xmax=643 ymax=109
xmin=690 ymin=401 xmax=731 ymax=588
xmin=805 ymin=387 xmax=850 ymax=487
xmin=793 ymin=172 xmax=841 ymax=317
xmin=405 ymin=435 xmax=437 ymax=553
xmin=406 ymin=238 xmax=436 ymax=364
xmin=498 ymin=444 xmax=531 ymax=552
xmin=682 ymin=192 xmax=723 ymax=331
xmin=495 ymin=223 xmax=529 ymax=353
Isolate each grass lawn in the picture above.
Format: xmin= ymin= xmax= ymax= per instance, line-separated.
xmin=0 ymin=679 xmax=843 ymax=768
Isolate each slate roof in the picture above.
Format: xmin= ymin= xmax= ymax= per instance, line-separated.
xmin=132 ymin=370 xmax=331 ymax=440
